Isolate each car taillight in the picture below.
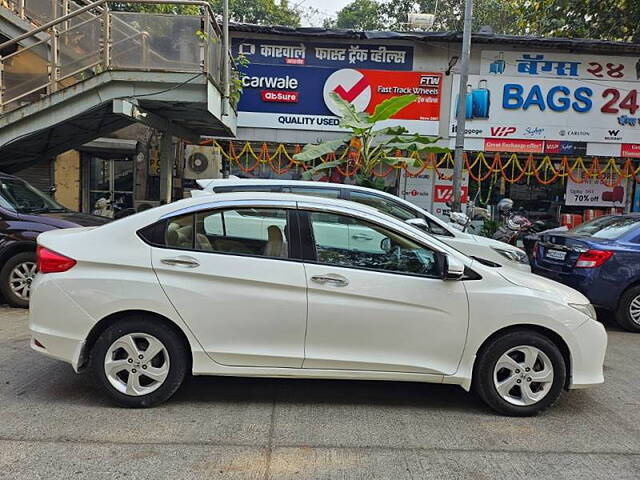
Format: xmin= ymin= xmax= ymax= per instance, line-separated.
xmin=36 ymin=246 xmax=76 ymax=273
xmin=532 ymin=241 xmax=539 ymax=259
xmin=575 ymin=249 xmax=613 ymax=268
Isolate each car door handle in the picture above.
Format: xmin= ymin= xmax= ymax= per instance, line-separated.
xmin=161 ymin=257 xmax=200 ymax=268
xmin=311 ymin=274 xmax=349 ymax=286
xmin=351 ymin=234 xmax=373 ymax=240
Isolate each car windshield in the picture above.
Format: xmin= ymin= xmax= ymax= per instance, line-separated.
xmin=0 ymin=177 xmax=67 ymax=213
xmin=570 ymin=216 xmax=640 ymax=239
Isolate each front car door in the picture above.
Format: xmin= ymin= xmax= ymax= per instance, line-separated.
xmin=299 ymin=206 xmax=469 ymax=375
xmin=150 ymin=201 xmax=308 ymax=368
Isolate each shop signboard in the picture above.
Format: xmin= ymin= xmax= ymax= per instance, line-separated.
xmin=233 ymin=40 xmax=413 ymax=70
xmin=239 ymin=64 xmax=442 ymax=134
xmin=481 ymin=50 xmax=640 ymax=82
xmin=400 ymin=169 xmax=434 ymax=210
xmin=432 ymin=168 xmax=469 ymax=219
xmin=544 ymin=140 xmax=587 ymax=155
xmin=450 ymin=69 xmax=640 ymax=143
xmin=484 ymin=138 xmax=544 ymax=153
xmin=565 ymin=174 xmax=628 ymax=207
xmin=621 ymin=143 xmax=640 ymax=158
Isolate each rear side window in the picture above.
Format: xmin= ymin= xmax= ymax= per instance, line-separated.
xmin=161 ymin=208 xmax=290 ymax=258
xmin=571 ymin=216 xmax=640 ymax=240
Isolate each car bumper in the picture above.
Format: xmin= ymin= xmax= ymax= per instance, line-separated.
xmin=567 ymin=319 xmax=607 ymax=389
xmin=532 ymin=263 xmax=619 ymax=310
xmin=29 ymin=274 xmax=95 ymax=372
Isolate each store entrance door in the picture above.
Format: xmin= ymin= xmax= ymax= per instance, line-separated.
xmin=88 ymin=156 xmax=134 ymax=217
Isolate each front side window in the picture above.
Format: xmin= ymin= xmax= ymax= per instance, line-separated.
xmin=348 ymin=191 xmax=453 ymax=237
xmin=0 ymin=177 xmax=66 ymax=214
xmin=307 ymin=211 xmax=441 ymax=277
xmin=164 ymin=208 xmax=290 ymax=258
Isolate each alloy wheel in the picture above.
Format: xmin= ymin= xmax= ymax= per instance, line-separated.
xmin=628 ymin=295 xmax=640 ymax=326
xmin=9 ymin=261 xmax=37 ymax=301
xmin=104 ymin=333 xmax=170 ymax=396
xmin=493 ymin=345 xmax=554 ymax=406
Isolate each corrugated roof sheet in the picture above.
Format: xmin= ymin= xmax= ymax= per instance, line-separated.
xmin=230 ymin=23 xmax=640 ymax=54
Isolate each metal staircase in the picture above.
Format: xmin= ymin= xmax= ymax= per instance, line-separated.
xmin=0 ymin=0 xmax=235 ymax=169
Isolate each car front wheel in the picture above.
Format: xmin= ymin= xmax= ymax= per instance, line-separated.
xmin=473 ymin=331 xmax=566 ymax=416
xmin=89 ymin=316 xmax=188 ymax=407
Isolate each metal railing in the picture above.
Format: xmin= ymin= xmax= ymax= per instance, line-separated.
xmin=0 ymin=0 xmax=231 ymax=113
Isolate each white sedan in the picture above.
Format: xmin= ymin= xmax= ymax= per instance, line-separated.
xmin=29 ymin=193 xmax=606 ymax=416
xmin=193 ymin=178 xmax=532 ymax=271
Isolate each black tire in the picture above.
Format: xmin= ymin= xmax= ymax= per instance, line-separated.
xmin=473 ymin=330 xmax=566 ymax=416
xmin=615 ymin=286 xmax=640 ymax=333
xmin=89 ymin=315 xmax=189 ymax=407
xmin=0 ymin=251 xmax=37 ymax=308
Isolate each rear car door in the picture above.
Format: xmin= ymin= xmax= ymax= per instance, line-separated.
xmin=149 ymin=203 xmax=308 ymax=368
xmin=299 ymin=208 xmax=469 ymax=375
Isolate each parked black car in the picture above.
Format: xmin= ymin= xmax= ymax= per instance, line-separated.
xmin=0 ymin=172 xmax=109 ymax=307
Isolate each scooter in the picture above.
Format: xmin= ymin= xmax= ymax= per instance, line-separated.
xmin=493 ymin=208 xmax=545 ymax=252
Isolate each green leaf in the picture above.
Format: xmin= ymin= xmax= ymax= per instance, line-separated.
xmin=301 ymin=160 xmax=345 ymax=180
xmin=388 ymin=133 xmax=441 ymax=145
xmin=368 ymin=94 xmax=418 ymax=123
xmin=293 ymin=138 xmax=349 ymax=162
xmin=384 ymin=142 xmax=450 ymax=153
xmin=355 ymin=174 xmax=385 ymax=191
xmin=381 ymin=156 xmax=427 ymax=168
xmin=328 ymin=92 xmax=371 ymax=129
xmin=370 ymin=126 xmax=409 ymax=138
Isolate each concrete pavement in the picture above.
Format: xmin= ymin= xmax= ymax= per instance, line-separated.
xmin=0 ymin=307 xmax=638 ymax=479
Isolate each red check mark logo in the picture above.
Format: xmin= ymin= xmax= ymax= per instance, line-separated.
xmin=333 ymin=76 xmax=369 ymax=103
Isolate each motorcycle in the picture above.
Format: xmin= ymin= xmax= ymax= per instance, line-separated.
xmin=492 ymin=200 xmax=546 ymax=255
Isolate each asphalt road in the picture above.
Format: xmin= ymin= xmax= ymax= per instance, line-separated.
xmin=0 ymin=307 xmax=638 ymax=480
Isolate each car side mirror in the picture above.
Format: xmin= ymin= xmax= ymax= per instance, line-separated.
xmin=380 ymin=237 xmax=391 ymax=253
xmin=406 ymin=217 xmax=430 ymax=231
xmin=442 ymin=254 xmax=465 ymax=281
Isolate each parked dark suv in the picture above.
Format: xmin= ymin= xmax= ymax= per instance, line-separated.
xmin=0 ymin=172 xmax=109 ymax=307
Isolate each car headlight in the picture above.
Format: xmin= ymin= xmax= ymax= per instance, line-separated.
xmin=569 ymin=303 xmax=597 ymax=321
xmin=492 ymin=247 xmax=529 ymax=264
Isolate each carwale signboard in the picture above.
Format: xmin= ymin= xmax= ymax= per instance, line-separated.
xmin=238 ymin=64 xmax=442 ymax=134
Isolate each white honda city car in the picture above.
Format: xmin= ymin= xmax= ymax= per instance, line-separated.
xmin=193 ymin=178 xmax=531 ymax=271
xmin=29 ymin=192 xmax=606 ymax=416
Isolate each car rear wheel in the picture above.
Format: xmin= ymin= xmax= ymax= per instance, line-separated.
xmin=0 ymin=251 xmax=37 ymax=308
xmin=473 ymin=331 xmax=566 ymax=416
xmin=89 ymin=316 xmax=188 ymax=407
xmin=616 ymin=286 xmax=640 ymax=333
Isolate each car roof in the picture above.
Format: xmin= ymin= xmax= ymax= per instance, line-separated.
xmin=194 ymin=178 xmax=456 ymax=234
xmin=197 ymin=178 xmax=400 ymax=198
xmin=166 ymin=191 xmax=391 ymax=220
xmin=124 ymin=191 xmax=462 ymax=257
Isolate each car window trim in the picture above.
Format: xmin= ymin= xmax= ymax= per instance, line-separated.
xmin=149 ymin=205 xmax=304 ymax=262
xmin=343 ymin=189 xmax=455 ymax=238
xmin=298 ymin=209 xmax=445 ymax=280
xmin=160 ymin=200 xmax=297 ymax=220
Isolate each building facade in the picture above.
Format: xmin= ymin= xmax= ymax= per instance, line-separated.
xmin=28 ymin=27 xmax=640 ymax=224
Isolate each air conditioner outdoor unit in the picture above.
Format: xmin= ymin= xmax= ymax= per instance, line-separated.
xmin=184 ymin=145 xmax=222 ymax=180
xmin=408 ymin=13 xmax=435 ymax=31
